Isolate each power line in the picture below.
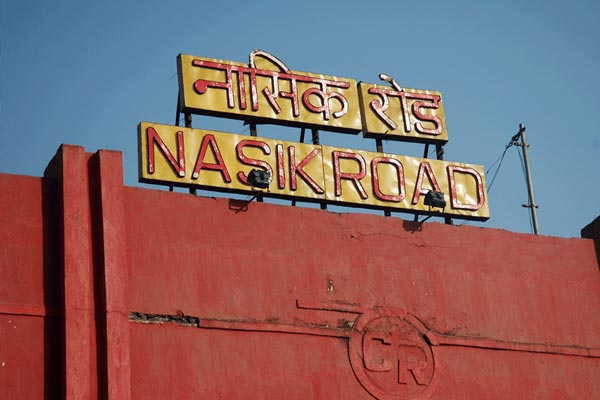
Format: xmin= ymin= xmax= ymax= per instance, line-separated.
xmin=459 ymin=125 xmax=539 ymax=234
xmin=484 ymin=132 xmax=522 ymax=193
xmin=458 ymin=138 xmax=517 ymax=227
xmin=459 ymin=127 xmax=532 ymax=228
xmin=486 ymin=143 xmax=513 ymax=193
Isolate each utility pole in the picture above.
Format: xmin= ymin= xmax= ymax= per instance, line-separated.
xmin=514 ymin=123 xmax=539 ymax=234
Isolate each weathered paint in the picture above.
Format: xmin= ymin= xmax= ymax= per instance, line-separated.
xmin=1 ymin=145 xmax=599 ymax=399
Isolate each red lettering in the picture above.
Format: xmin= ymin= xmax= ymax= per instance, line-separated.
xmin=289 ymin=146 xmax=324 ymax=194
xmin=447 ymin=165 xmax=485 ymax=210
xmin=192 ymin=60 xmax=235 ymax=108
xmin=333 ymin=151 xmax=368 ymax=199
xmin=236 ymin=140 xmax=272 ymax=186
xmin=191 ymin=134 xmax=231 ymax=182
xmin=412 ymin=95 xmax=443 ymax=135
xmin=411 ymin=162 xmax=441 ymax=204
xmin=276 ymin=144 xmax=285 ymax=189
xmin=371 ymin=157 xmax=405 ymax=202
xmin=146 ymin=127 xmax=185 ymax=177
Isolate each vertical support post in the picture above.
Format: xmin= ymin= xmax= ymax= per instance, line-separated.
xmin=174 ymin=94 xmax=195 ymax=194
xmin=311 ymin=128 xmax=320 ymax=145
xmin=422 ymin=143 xmax=430 ymax=159
xmin=375 ymin=138 xmax=391 ymax=217
xmin=183 ymin=111 xmax=196 ymax=195
xmin=174 ymin=95 xmax=182 ymax=127
xmin=249 ymin=122 xmax=263 ymax=202
xmin=170 ymin=96 xmax=183 ymax=193
xmin=414 ymin=144 xmax=431 ymax=222
xmin=292 ymin=128 xmax=307 ymax=207
xmin=435 ymin=144 xmax=453 ymax=226
xmin=517 ymin=124 xmax=540 ymax=235
xmin=311 ymin=129 xmax=327 ymax=210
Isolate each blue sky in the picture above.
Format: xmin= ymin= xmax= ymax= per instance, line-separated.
xmin=1 ymin=0 xmax=598 ymax=238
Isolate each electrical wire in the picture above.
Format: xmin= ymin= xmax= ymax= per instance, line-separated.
xmin=483 ymin=132 xmax=523 ymax=194
xmin=485 ymin=143 xmax=513 ymax=193
xmin=458 ymin=137 xmax=518 ymax=227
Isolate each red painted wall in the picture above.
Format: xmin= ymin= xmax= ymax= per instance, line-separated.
xmin=1 ymin=144 xmax=599 ymax=399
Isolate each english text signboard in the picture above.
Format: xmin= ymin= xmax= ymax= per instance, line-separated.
xmin=138 ymin=122 xmax=488 ymax=220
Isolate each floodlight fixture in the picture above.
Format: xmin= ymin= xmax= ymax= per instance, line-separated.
xmin=247 ymin=169 xmax=271 ymax=189
xmin=424 ymin=190 xmax=446 ymax=209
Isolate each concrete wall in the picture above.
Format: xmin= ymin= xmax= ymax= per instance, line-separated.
xmin=1 ymin=144 xmax=599 ymax=399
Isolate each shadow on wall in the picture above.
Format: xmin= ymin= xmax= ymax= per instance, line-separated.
xmin=42 ymin=177 xmax=60 ymax=399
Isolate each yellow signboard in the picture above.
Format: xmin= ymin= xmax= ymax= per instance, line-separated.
xmin=177 ymin=51 xmax=362 ymax=133
xmin=139 ymin=122 xmax=489 ymax=220
xmin=359 ymin=83 xmax=448 ymax=143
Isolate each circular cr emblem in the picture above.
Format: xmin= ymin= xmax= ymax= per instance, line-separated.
xmin=349 ymin=309 xmax=438 ymax=400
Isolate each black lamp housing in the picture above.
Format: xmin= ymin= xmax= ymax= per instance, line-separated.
xmin=424 ymin=190 xmax=446 ymax=209
xmin=247 ymin=169 xmax=271 ymax=189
